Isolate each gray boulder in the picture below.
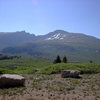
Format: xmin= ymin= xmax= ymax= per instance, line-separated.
xmin=61 ymin=70 xmax=80 ymax=78
xmin=0 ymin=74 xmax=25 ymax=88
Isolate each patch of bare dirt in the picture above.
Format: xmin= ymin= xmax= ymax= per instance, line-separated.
xmin=0 ymin=74 xmax=100 ymax=100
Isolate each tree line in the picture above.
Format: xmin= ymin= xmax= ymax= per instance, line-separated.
xmin=53 ymin=55 xmax=68 ymax=64
xmin=0 ymin=54 xmax=21 ymax=60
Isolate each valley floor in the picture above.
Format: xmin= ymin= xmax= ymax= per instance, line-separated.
xmin=0 ymin=74 xmax=100 ymax=100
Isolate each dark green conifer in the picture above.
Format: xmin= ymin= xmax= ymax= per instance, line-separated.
xmin=63 ymin=56 xmax=68 ymax=63
xmin=53 ymin=55 xmax=61 ymax=64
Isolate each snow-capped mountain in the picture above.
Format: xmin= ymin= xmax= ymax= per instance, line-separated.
xmin=0 ymin=30 xmax=99 ymax=50
xmin=35 ymin=30 xmax=69 ymax=41
xmin=45 ymin=33 xmax=66 ymax=40
xmin=1 ymin=30 xmax=100 ymax=62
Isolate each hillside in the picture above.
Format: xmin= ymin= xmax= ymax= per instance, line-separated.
xmin=1 ymin=30 xmax=100 ymax=62
xmin=0 ymin=31 xmax=36 ymax=49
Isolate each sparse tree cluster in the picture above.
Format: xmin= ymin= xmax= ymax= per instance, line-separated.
xmin=53 ymin=55 xmax=68 ymax=64
xmin=0 ymin=54 xmax=21 ymax=60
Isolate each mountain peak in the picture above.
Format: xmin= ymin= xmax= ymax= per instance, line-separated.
xmin=54 ymin=30 xmax=69 ymax=33
xmin=45 ymin=33 xmax=66 ymax=40
xmin=45 ymin=30 xmax=69 ymax=40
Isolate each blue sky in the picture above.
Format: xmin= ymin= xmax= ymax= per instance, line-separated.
xmin=0 ymin=0 xmax=100 ymax=38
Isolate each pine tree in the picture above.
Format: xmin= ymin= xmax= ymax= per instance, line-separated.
xmin=89 ymin=60 xmax=93 ymax=63
xmin=56 ymin=55 xmax=61 ymax=63
xmin=53 ymin=55 xmax=61 ymax=64
xmin=63 ymin=56 xmax=68 ymax=63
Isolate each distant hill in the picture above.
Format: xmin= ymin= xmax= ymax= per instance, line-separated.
xmin=1 ymin=30 xmax=100 ymax=62
xmin=0 ymin=31 xmax=36 ymax=49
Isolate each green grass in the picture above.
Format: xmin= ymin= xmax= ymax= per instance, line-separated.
xmin=0 ymin=57 xmax=100 ymax=74
xmin=37 ymin=63 xmax=100 ymax=74
xmin=0 ymin=57 xmax=51 ymax=74
xmin=0 ymin=57 xmax=51 ymax=69
xmin=14 ymin=66 xmax=37 ymax=74
xmin=0 ymin=68 xmax=15 ymax=74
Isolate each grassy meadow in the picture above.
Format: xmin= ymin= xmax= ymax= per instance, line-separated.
xmin=0 ymin=57 xmax=100 ymax=75
xmin=0 ymin=57 xmax=100 ymax=100
xmin=0 ymin=57 xmax=51 ymax=74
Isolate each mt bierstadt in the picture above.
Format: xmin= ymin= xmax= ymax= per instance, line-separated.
xmin=0 ymin=30 xmax=100 ymax=62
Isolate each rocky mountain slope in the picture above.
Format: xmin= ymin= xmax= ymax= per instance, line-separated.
xmin=1 ymin=30 xmax=100 ymax=62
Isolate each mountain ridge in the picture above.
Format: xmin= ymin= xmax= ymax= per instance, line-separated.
xmin=1 ymin=30 xmax=100 ymax=62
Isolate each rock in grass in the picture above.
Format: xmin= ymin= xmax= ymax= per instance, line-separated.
xmin=61 ymin=70 xmax=80 ymax=78
xmin=0 ymin=74 xmax=25 ymax=88
xmin=33 ymin=69 xmax=40 ymax=72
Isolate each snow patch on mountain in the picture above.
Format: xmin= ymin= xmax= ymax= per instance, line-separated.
xmin=46 ymin=33 xmax=66 ymax=40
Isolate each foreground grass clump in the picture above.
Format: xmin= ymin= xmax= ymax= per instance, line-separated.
xmin=0 ymin=68 xmax=15 ymax=74
xmin=38 ymin=63 xmax=100 ymax=74
xmin=14 ymin=66 xmax=37 ymax=74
